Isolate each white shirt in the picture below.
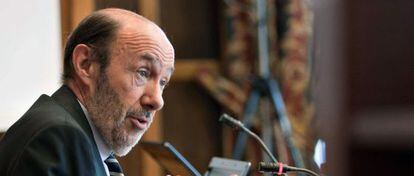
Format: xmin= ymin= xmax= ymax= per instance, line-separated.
xmin=78 ymin=100 xmax=111 ymax=176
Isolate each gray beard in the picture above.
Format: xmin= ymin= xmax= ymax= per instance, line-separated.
xmin=84 ymin=72 xmax=145 ymax=156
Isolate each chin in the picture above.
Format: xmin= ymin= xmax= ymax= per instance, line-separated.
xmin=113 ymin=131 xmax=145 ymax=157
xmin=114 ymin=146 xmax=133 ymax=157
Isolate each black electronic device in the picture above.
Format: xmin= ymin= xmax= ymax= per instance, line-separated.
xmin=139 ymin=141 xmax=202 ymax=176
xmin=205 ymin=157 xmax=251 ymax=176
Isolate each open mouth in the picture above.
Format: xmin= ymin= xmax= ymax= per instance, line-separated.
xmin=129 ymin=116 xmax=149 ymax=130
xmin=137 ymin=118 xmax=148 ymax=124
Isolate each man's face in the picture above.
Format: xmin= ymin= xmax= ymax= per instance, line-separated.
xmin=86 ymin=23 xmax=175 ymax=156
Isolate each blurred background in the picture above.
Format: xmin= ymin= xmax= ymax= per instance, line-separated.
xmin=1 ymin=0 xmax=414 ymax=175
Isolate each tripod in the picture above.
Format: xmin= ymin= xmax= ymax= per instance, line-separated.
xmin=230 ymin=0 xmax=305 ymax=171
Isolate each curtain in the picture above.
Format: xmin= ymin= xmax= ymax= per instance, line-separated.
xmin=197 ymin=0 xmax=315 ymax=172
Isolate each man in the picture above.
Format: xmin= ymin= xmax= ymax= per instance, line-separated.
xmin=0 ymin=8 xmax=174 ymax=175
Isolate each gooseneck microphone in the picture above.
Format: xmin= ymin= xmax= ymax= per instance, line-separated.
xmin=258 ymin=162 xmax=319 ymax=176
xmin=219 ymin=113 xmax=319 ymax=176
xmin=219 ymin=113 xmax=278 ymax=163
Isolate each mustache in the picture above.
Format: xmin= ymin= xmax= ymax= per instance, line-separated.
xmin=126 ymin=109 xmax=151 ymax=119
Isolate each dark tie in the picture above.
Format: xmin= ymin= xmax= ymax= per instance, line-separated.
xmin=104 ymin=154 xmax=124 ymax=176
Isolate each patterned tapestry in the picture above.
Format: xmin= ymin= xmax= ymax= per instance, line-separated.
xmin=197 ymin=0 xmax=315 ymax=173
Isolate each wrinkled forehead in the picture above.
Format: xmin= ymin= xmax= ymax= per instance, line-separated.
xmin=116 ymin=20 xmax=175 ymax=65
xmin=98 ymin=8 xmax=175 ymax=64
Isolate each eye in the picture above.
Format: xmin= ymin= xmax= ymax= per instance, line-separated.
xmin=137 ymin=68 xmax=150 ymax=79
xmin=160 ymin=79 xmax=169 ymax=89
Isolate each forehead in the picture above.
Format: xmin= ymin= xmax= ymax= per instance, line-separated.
xmin=114 ymin=21 xmax=175 ymax=66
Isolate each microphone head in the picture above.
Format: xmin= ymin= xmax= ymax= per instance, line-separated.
xmin=258 ymin=162 xmax=280 ymax=173
xmin=219 ymin=113 xmax=243 ymax=129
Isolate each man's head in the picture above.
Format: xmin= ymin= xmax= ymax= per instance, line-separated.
xmin=64 ymin=8 xmax=175 ymax=156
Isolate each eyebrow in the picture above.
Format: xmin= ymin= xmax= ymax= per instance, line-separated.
xmin=141 ymin=53 xmax=175 ymax=75
xmin=141 ymin=53 xmax=159 ymax=64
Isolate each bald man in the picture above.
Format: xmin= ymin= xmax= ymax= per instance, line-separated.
xmin=0 ymin=8 xmax=174 ymax=175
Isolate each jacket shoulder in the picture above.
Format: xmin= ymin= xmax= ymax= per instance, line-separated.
xmin=0 ymin=94 xmax=103 ymax=175
xmin=8 ymin=124 xmax=100 ymax=175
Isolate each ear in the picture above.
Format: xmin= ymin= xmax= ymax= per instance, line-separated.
xmin=71 ymin=44 xmax=100 ymax=90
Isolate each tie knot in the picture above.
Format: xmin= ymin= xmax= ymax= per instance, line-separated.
xmin=104 ymin=154 xmax=124 ymax=176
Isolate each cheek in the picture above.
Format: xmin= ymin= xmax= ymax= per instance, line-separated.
xmin=120 ymin=86 xmax=145 ymax=106
xmin=110 ymin=74 xmax=143 ymax=105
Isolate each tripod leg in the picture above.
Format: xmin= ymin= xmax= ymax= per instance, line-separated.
xmin=267 ymin=79 xmax=305 ymax=169
xmin=260 ymin=98 xmax=275 ymax=163
xmin=232 ymin=89 xmax=261 ymax=159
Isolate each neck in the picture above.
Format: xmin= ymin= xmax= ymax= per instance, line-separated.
xmin=66 ymin=78 xmax=88 ymax=106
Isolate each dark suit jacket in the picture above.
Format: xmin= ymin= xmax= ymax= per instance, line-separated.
xmin=0 ymin=86 xmax=107 ymax=176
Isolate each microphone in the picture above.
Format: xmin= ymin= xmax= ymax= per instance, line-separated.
xmin=219 ymin=113 xmax=278 ymax=163
xmin=220 ymin=113 xmax=320 ymax=176
xmin=258 ymin=162 xmax=319 ymax=176
xmin=258 ymin=162 xmax=292 ymax=173
xmin=219 ymin=113 xmax=244 ymax=129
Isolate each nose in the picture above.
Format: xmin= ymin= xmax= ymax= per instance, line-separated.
xmin=141 ymin=81 xmax=164 ymax=111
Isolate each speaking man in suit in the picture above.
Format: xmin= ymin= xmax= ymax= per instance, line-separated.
xmin=0 ymin=8 xmax=175 ymax=175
